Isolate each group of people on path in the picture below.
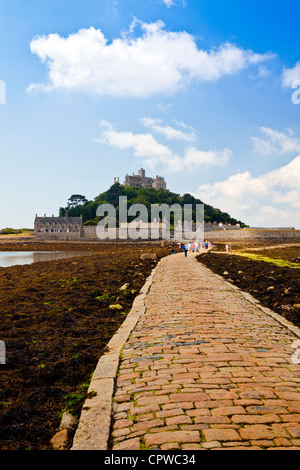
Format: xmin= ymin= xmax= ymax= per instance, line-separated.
xmin=177 ymin=240 xmax=213 ymax=257
xmin=170 ymin=240 xmax=232 ymax=257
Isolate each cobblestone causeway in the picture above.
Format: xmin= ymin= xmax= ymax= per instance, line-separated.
xmin=110 ymin=253 xmax=300 ymax=450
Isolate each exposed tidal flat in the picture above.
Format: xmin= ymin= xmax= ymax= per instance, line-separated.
xmin=0 ymin=238 xmax=170 ymax=450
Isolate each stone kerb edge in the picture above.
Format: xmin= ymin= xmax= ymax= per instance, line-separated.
xmin=71 ymin=258 xmax=164 ymax=451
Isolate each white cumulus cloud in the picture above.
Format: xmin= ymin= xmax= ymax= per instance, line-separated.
xmin=93 ymin=120 xmax=232 ymax=171
xmin=252 ymin=127 xmax=300 ymax=155
xmin=163 ymin=0 xmax=175 ymax=6
xmin=282 ymin=61 xmax=300 ymax=87
xmin=141 ymin=117 xmax=197 ymax=142
xmin=196 ymin=155 xmax=300 ymax=228
xmin=27 ymin=20 xmax=275 ymax=98
xmin=184 ymin=147 xmax=232 ymax=167
xmin=162 ymin=0 xmax=186 ymax=7
xmin=93 ymin=120 xmax=172 ymax=162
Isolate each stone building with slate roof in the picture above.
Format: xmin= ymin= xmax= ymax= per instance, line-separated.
xmin=34 ymin=215 xmax=83 ymax=240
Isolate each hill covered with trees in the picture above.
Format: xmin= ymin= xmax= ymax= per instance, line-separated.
xmin=59 ymin=183 xmax=246 ymax=227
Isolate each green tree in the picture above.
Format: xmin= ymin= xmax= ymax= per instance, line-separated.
xmin=67 ymin=195 xmax=88 ymax=209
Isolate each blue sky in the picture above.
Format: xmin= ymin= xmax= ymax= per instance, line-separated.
xmin=0 ymin=0 xmax=300 ymax=228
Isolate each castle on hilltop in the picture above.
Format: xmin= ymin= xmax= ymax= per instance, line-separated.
xmin=114 ymin=168 xmax=167 ymax=191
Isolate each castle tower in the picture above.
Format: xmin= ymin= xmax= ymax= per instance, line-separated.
xmin=138 ymin=168 xmax=146 ymax=178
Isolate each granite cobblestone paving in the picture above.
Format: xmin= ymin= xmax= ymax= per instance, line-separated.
xmin=110 ymin=253 xmax=300 ymax=450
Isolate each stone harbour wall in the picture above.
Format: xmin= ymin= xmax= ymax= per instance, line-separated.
xmin=206 ymin=229 xmax=300 ymax=242
xmin=82 ymin=226 xmax=98 ymax=238
xmin=79 ymin=226 xmax=300 ymax=242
